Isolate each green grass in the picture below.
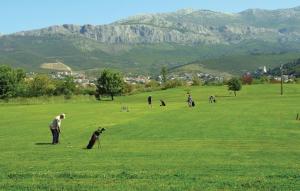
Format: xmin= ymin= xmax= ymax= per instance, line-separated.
xmin=0 ymin=84 xmax=300 ymax=190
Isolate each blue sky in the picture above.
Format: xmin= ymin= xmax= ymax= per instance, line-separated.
xmin=1 ymin=0 xmax=300 ymax=34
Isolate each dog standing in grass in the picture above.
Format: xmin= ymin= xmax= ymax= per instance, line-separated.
xmin=49 ymin=113 xmax=65 ymax=144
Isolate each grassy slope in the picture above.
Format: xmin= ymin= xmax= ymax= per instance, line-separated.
xmin=1 ymin=35 xmax=300 ymax=75
xmin=172 ymin=52 xmax=300 ymax=75
xmin=0 ymin=85 xmax=300 ymax=190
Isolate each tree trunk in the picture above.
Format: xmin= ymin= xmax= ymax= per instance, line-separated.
xmin=95 ymin=93 xmax=101 ymax=100
xmin=234 ymin=91 xmax=236 ymax=96
xmin=111 ymin=94 xmax=114 ymax=100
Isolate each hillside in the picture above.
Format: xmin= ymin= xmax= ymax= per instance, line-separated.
xmin=171 ymin=52 xmax=300 ymax=75
xmin=1 ymin=7 xmax=300 ymax=74
xmin=269 ymin=58 xmax=300 ymax=77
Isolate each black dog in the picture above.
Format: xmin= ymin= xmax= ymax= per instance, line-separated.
xmin=86 ymin=128 xmax=105 ymax=149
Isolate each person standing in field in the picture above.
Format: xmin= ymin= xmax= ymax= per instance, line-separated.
xmin=148 ymin=95 xmax=152 ymax=108
xmin=187 ymin=93 xmax=193 ymax=107
xmin=49 ymin=113 xmax=65 ymax=144
xmin=209 ymin=95 xmax=216 ymax=103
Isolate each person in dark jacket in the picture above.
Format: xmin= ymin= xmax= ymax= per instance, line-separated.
xmin=148 ymin=95 xmax=152 ymax=108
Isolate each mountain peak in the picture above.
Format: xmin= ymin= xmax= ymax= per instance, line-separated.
xmin=175 ymin=8 xmax=196 ymax=15
xmin=6 ymin=5 xmax=300 ymax=45
xmin=2 ymin=6 xmax=300 ymax=73
xmin=290 ymin=5 xmax=300 ymax=11
xmin=239 ymin=8 xmax=267 ymax=14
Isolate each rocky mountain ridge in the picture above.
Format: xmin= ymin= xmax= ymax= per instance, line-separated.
xmin=8 ymin=6 xmax=300 ymax=44
xmin=1 ymin=7 xmax=300 ymax=74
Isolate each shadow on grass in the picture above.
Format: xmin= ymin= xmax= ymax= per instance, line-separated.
xmin=35 ymin=143 xmax=53 ymax=145
xmin=97 ymin=99 xmax=114 ymax=102
xmin=215 ymin=95 xmax=234 ymax=98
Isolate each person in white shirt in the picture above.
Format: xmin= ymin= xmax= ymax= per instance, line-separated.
xmin=49 ymin=113 xmax=65 ymax=144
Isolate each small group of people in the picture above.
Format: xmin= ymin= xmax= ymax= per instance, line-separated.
xmin=148 ymin=93 xmax=216 ymax=108
xmin=49 ymin=94 xmax=217 ymax=144
xmin=147 ymin=95 xmax=166 ymax=107
xmin=148 ymin=94 xmax=197 ymax=108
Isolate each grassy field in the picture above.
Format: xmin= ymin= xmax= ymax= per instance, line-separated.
xmin=0 ymin=84 xmax=300 ymax=190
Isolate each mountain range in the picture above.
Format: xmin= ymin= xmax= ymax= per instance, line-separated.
xmin=1 ymin=7 xmax=300 ymax=75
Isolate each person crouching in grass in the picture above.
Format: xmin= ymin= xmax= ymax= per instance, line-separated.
xmin=49 ymin=113 xmax=65 ymax=144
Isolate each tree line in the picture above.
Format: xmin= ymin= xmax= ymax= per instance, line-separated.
xmin=0 ymin=65 xmax=85 ymax=99
xmin=0 ymin=65 xmax=245 ymax=100
xmin=0 ymin=65 xmax=125 ymax=100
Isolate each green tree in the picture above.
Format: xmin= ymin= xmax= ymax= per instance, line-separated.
xmin=0 ymin=65 xmax=26 ymax=99
xmin=161 ymin=66 xmax=167 ymax=83
xmin=228 ymin=77 xmax=242 ymax=96
xmin=54 ymin=76 xmax=77 ymax=97
xmin=28 ymin=74 xmax=55 ymax=97
xmin=96 ymin=70 xmax=123 ymax=100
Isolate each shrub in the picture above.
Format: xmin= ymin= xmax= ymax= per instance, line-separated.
xmin=241 ymin=73 xmax=253 ymax=85
xmin=27 ymin=75 xmax=56 ymax=97
xmin=191 ymin=75 xmax=201 ymax=86
xmin=162 ymin=79 xmax=186 ymax=90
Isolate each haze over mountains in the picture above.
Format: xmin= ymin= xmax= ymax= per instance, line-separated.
xmin=1 ymin=6 xmax=300 ymax=74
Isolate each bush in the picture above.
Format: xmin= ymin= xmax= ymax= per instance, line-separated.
xmin=191 ymin=75 xmax=201 ymax=86
xmin=259 ymin=76 xmax=270 ymax=84
xmin=162 ymin=79 xmax=186 ymax=90
xmin=82 ymin=88 xmax=96 ymax=96
xmin=122 ymin=82 xmax=134 ymax=94
xmin=241 ymin=73 xmax=253 ymax=85
xmin=145 ymin=80 xmax=160 ymax=88
xmin=54 ymin=76 xmax=77 ymax=96
xmin=27 ymin=75 xmax=56 ymax=97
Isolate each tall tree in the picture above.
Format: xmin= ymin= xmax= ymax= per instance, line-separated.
xmin=28 ymin=74 xmax=56 ymax=97
xmin=96 ymin=70 xmax=123 ymax=100
xmin=161 ymin=66 xmax=167 ymax=83
xmin=54 ymin=76 xmax=77 ymax=96
xmin=228 ymin=77 xmax=242 ymax=96
xmin=0 ymin=65 xmax=25 ymax=99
